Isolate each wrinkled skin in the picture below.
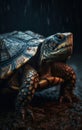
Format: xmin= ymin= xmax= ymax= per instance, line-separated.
xmin=0 ymin=32 xmax=76 ymax=120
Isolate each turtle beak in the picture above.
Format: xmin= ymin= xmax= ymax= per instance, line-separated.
xmin=63 ymin=32 xmax=73 ymax=45
xmin=63 ymin=32 xmax=73 ymax=54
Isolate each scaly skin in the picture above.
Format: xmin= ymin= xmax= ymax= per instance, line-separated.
xmin=14 ymin=62 xmax=76 ymax=120
xmin=15 ymin=64 xmax=39 ymax=120
xmin=51 ymin=62 xmax=76 ymax=102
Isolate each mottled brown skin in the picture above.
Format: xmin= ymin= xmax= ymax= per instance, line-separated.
xmin=51 ymin=62 xmax=76 ymax=102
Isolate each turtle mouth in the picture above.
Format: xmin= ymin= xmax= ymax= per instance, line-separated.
xmin=42 ymin=43 xmax=73 ymax=63
xmin=51 ymin=43 xmax=73 ymax=55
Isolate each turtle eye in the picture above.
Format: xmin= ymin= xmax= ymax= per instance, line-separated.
xmin=56 ymin=34 xmax=64 ymax=40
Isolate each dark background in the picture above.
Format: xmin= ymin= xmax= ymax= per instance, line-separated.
xmin=0 ymin=0 xmax=81 ymax=54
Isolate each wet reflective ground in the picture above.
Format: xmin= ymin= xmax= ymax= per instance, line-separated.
xmin=0 ymin=55 xmax=82 ymax=130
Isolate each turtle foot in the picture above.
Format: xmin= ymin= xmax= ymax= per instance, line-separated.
xmin=59 ymin=94 xmax=72 ymax=103
xmin=21 ymin=108 xmax=34 ymax=121
xmin=59 ymin=93 xmax=79 ymax=104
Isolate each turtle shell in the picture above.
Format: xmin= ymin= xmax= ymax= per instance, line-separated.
xmin=0 ymin=31 xmax=44 ymax=79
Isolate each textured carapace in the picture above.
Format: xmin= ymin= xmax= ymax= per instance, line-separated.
xmin=0 ymin=31 xmax=73 ymax=79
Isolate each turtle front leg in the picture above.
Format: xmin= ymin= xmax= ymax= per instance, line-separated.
xmin=51 ymin=62 xmax=76 ymax=103
xmin=16 ymin=64 xmax=39 ymax=120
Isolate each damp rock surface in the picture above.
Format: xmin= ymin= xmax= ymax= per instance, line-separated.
xmin=0 ymin=101 xmax=82 ymax=130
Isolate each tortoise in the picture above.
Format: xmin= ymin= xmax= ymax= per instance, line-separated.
xmin=0 ymin=31 xmax=76 ymax=119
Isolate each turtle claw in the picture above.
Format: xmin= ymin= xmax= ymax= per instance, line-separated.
xmin=59 ymin=94 xmax=72 ymax=104
xmin=21 ymin=108 xmax=34 ymax=121
xmin=26 ymin=109 xmax=34 ymax=121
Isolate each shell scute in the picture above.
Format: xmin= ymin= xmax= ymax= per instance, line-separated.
xmin=0 ymin=31 xmax=44 ymax=79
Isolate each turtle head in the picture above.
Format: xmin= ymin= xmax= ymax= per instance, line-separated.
xmin=40 ymin=32 xmax=73 ymax=64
